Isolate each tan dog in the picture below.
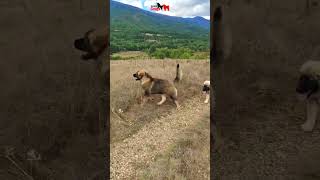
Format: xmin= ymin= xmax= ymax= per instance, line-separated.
xmin=133 ymin=64 xmax=182 ymax=108
xmin=74 ymin=27 xmax=108 ymax=60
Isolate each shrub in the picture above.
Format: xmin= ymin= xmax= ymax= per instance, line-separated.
xmin=111 ymin=55 xmax=122 ymax=60
xmin=150 ymin=48 xmax=194 ymax=59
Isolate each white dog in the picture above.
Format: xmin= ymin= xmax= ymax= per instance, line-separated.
xmin=296 ymin=60 xmax=320 ymax=131
xmin=202 ymin=80 xmax=210 ymax=104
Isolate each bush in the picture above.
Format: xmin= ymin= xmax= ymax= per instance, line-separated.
xmin=150 ymin=48 xmax=194 ymax=59
xmin=111 ymin=55 xmax=122 ymax=60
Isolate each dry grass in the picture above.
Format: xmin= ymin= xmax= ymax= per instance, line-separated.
xmin=110 ymin=59 xmax=210 ymax=143
xmin=110 ymin=59 xmax=210 ymax=179
xmin=137 ymin=112 xmax=210 ymax=180
xmin=1 ymin=1 xmax=108 ymax=179
xmin=112 ymin=51 xmax=150 ymax=60
xmin=213 ymin=1 xmax=320 ymax=179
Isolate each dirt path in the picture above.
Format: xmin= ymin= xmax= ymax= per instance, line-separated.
xmin=110 ymin=97 xmax=210 ymax=179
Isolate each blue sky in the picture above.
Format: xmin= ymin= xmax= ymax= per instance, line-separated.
xmin=114 ymin=0 xmax=210 ymax=20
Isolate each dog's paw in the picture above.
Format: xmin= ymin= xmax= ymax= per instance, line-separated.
xmin=157 ymin=102 xmax=162 ymax=105
xmin=301 ymin=123 xmax=314 ymax=132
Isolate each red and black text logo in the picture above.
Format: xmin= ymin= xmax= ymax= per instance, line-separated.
xmin=150 ymin=3 xmax=169 ymax=11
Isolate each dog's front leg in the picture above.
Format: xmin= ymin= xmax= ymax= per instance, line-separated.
xmin=140 ymin=95 xmax=147 ymax=106
xmin=174 ymin=100 xmax=180 ymax=109
xmin=302 ymin=99 xmax=319 ymax=131
xmin=204 ymin=94 xmax=210 ymax=104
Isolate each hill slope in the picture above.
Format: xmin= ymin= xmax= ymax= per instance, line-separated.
xmin=110 ymin=0 xmax=210 ymax=53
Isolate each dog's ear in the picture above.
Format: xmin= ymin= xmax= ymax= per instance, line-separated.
xmin=88 ymin=28 xmax=108 ymax=58
xmin=145 ymin=72 xmax=154 ymax=80
xmin=84 ymin=29 xmax=95 ymax=39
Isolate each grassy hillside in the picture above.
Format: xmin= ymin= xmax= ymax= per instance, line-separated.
xmin=110 ymin=0 xmax=210 ymax=55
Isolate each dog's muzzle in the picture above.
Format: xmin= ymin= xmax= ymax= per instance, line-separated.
xmin=133 ymin=73 xmax=141 ymax=81
xmin=74 ymin=38 xmax=87 ymax=51
xmin=202 ymin=85 xmax=210 ymax=93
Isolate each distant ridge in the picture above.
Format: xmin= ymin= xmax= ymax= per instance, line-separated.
xmin=111 ymin=0 xmax=209 ymax=31
xmin=110 ymin=0 xmax=210 ymax=53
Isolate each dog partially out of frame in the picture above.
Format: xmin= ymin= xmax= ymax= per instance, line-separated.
xmin=202 ymin=80 xmax=210 ymax=104
xmin=296 ymin=60 xmax=320 ymax=131
xmin=73 ymin=27 xmax=108 ymax=61
xmin=133 ymin=64 xmax=182 ymax=109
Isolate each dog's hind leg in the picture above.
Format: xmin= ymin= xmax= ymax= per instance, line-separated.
xmin=174 ymin=100 xmax=180 ymax=109
xmin=302 ymin=100 xmax=319 ymax=131
xmin=170 ymin=96 xmax=180 ymax=109
xmin=157 ymin=95 xmax=167 ymax=105
xmin=140 ymin=95 xmax=147 ymax=106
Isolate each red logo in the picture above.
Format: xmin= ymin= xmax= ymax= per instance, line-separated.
xmin=151 ymin=3 xmax=169 ymax=11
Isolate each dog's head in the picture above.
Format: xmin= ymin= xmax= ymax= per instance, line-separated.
xmin=74 ymin=28 xmax=108 ymax=60
xmin=202 ymin=80 xmax=210 ymax=93
xmin=133 ymin=70 xmax=147 ymax=81
xmin=296 ymin=74 xmax=319 ymax=101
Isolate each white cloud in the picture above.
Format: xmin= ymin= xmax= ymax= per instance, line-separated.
xmin=114 ymin=0 xmax=210 ymax=18
xmin=202 ymin=16 xmax=210 ymax=20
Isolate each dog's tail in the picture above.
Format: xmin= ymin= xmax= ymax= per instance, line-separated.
xmin=174 ymin=64 xmax=183 ymax=83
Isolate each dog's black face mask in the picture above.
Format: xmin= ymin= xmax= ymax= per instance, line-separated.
xmin=74 ymin=38 xmax=90 ymax=51
xmin=74 ymin=29 xmax=99 ymax=60
xmin=296 ymin=75 xmax=319 ymax=98
xmin=202 ymin=85 xmax=210 ymax=93
xmin=133 ymin=73 xmax=141 ymax=81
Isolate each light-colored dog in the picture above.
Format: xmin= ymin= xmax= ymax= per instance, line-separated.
xmin=202 ymin=80 xmax=210 ymax=104
xmin=296 ymin=60 xmax=320 ymax=131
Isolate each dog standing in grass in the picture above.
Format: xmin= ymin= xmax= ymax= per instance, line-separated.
xmin=133 ymin=64 xmax=182 ymax=109
xmin=296 ymin=60 xmax=320 ymax=131
xmin=202 ymin=80 xmax=210 ymax=104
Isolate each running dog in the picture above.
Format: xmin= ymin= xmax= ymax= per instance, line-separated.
xmin=133 ymin=64 xmax=182 ymax=108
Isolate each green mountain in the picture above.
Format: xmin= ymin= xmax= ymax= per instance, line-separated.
xmin=110 ymin=0 xmax=210 ymax=53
